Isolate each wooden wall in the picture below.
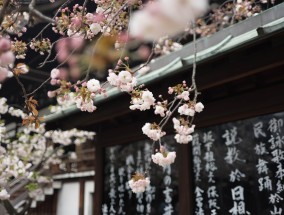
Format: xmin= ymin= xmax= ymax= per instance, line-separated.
xmin=47 ymin=28 xmax=284 ymax=215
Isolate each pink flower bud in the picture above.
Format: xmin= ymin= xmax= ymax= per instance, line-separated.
xmin=50 ymin=78 xmax=57 ymax=85
xmin=47 ymin=91 xmax=56 ymax=98
xmin=50 ymin=68 xmax=60 ymax=79
xmin=0 ymin=38 xmax=11 ymax=52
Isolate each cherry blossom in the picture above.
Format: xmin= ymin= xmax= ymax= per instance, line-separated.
xmin=178 ymin=104 xmax=195 ymax=116
xmin=154 ymin=103 xmax=167 ymax=117
xmin=152 ymin=146 xmax=176 ymax=168
xmin=130 ymin=0 xmax=208 ymax=40
xmin=142 ymin=123 xmax=166 ymax=141
xmin=50 ymin=68 xmax=60 ymax=79
xmin=0 ymin=189 xmax=10 ymax=200
xmin=130 ymin=90 xmax=156 ymax=111
xmin=195 ymin=102 xmax=204 ymax=113
xmin=173 ymin=117 xmax=195 ymax=144
xmin=107 ymin=70 xmax=137 ymax=92
xmin=87 ymin=79 xmax=101 ymax=93
xmin=128 ymin=173 xmax=150 ymax=193
xmin=75 ymin=96 xmax=97 ymax=112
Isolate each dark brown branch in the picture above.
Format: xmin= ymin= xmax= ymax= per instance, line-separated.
xmin=14 ymin=74 xmax=28 ymax=100
xmin=28 ymin=0 xmax=55 ymax=24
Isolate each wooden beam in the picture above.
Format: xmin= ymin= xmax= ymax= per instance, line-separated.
xmin=93 ymin=144 xmax=104 ymax=215
xmin=178 ymin=144 xmax=194 ymax=215
xmin=79 ymin=179 xmax=85 ymax=215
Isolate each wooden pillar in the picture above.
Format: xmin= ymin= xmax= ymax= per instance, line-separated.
xmin=94 ymin=144 xmax=104 ymax=215
xmin=79 ymin=179 xmax=85 ymax=215
xmin=178 ymin=144 xmax=194 ymax=215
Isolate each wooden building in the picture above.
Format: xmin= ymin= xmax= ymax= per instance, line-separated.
xmin=30 ymin=3 xmax=284 ymax=215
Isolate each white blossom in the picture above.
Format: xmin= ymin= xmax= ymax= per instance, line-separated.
xmin=142 ymin=123 xmax=165 ymax=141
xmin=152 ymin=150 xmax=176 ymax=168
xmin=173 ymin=117 xmax=195 ymax=144
xmin=50 ymin=68 xmax=60 ymax=79
xmin=154 ymin=105 xmax=166 ymax=117
xmin=178 ymin=104 xmax=195 ymax=116
xmin=0 ymin=189 xmax=10 ymax=200
xmin=130 ymin=90 xmax=156 ymax=111
xmin=87 ymin=79 xmax=101 ymax=92
xmin=195 ymin=102 xmax=204 ymax=113
xmin=128 ymin=177 xmax=150 ymax=193
xmin=90 ymin=23 xmax=102 ymax=35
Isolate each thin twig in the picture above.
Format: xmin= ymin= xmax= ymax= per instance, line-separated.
xmin=14 ymin=74 xmax=28 ymax=100
xmin=26 ymin=77 xmax=51 ymax=97
xmin=133 ymin=42 xmax=156 ymax=74
xmin=191 ymin=21 xmax=198 ymax=101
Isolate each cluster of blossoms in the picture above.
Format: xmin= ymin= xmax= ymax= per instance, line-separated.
xmin=30 ymin=38 xmax=52 ymax=55
xmin=11 ymin=40 xmax=27 ymax=59
xmin=128 ymin=172 xmax=150 ymax=193
xmin=151 ymin=146 xmax=176 ymax=168
xmin=53 ymin=4 xmax=104 ymax=39
xmin=107 ymin=69 xmax=137 ymax=92
xmin=49 ymin=67 xmax=107 ymax=112
xmin=194 ymin=0 xmax=263 ymax=37
xmin=173 ymin=118 xmax=195 ymax=144
xmin=127 ymin=80 xmax=204 ymax=193
xmin=107 ymin=58 xmax=138 ymax=92
xmin=0 ymin=12 xmax=29 ymax=37
xmin=0 ymin=99 xmax=95 ymax=200
xmin=138 ymin=81 xmax=204 ymax=143
xmin=154 ymin=37 xmax=183 ymax=55
xmin=8 ymin=107 xmax=27 ymax=119
xmin=74 ymin=78 xmax=105 ymax=112
xmin=50 ymin=92 xmax=76 ymax=113
xmin=48 ymin=66 xmax=104 ymax=113
xmin=130 ymin=89 xmax=155 ymax=110
xmin=178 ymin=102 xmax=204 ymax=116
xmin=95 ymin=0 xmax=143 ymax=36
xmin=130 ymin=0 xmax=208 ymax=40
xmin=0 ymin=37 xmax=29 ymax=83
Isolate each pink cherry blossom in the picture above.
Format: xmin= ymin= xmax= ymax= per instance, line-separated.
xmin=142 ymin=123 xmax=165 ymax=141
xmin=0 ymin=38 xmax=11 ymax=52
xmin=195 ymin=102 xmax=204 ymax=113
xmin=128 ymin=176 xmax=150 ymax=193
xmin=152 ymin=147 xmax=176 ymax=168
xmin=154 ymin=104 xmax=166 ymax=117
xmin=173 ymin=117 xmax=195 ymax=144
xmin=178 ymin=104 xmax=195 ymax=116
xmin=0 ymin=189 xmax=10 ymax=200
xmin=50 ymin=68 xmax=60 ymax=79
xmin=87 ymin=79 xmax=101 ymax=93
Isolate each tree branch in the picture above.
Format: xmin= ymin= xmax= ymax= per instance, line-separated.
xmin=28 ymin=0 xmax=55 ymax=24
